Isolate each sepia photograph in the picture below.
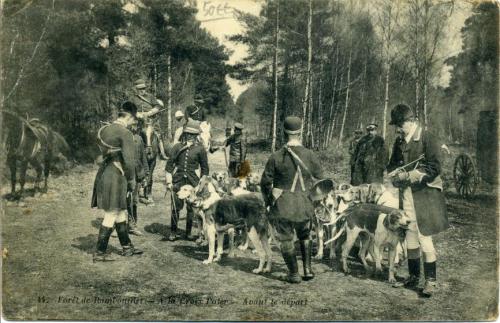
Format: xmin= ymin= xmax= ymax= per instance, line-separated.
xmin=0 ymin=0 xmax=498 ymax=321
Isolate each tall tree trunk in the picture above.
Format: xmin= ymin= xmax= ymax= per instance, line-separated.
xmin=301 ymin=0 xmax=313 ymax=145
xmin=325 ymin=47 xmax=340 ymax=149
xmin=166 ymin=55 xmax=172 ymax=139
xmin=382 ymin=62 xmax=390 ymax=139
xmin=308 ymin=73 xmax=314 ymax=148
xmin=338 ymin=48 xmax=352 ymax=147
xmin=271 ymin=0 xmax=279 ymax=152
xmin=317 ymin=64 xmax=323 ymax=149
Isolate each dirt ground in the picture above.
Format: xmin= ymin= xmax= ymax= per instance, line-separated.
xmin=1 ymin=150 xmax=498 ymax=321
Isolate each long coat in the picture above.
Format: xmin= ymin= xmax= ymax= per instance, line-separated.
xmin=91 ymin=122 xmax=136 ymax=211
xmin=133 ymin=133 xmax=149 ymax=182
xmin=387 ymin=126 xmax=448 ymax=236
xmin=352 ymin=134 xmax=387 ymax=185
xmin=260 ymin=144 xmax=324 ymax=222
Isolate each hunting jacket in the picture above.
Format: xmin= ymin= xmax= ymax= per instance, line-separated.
xmin=97 ymin=121 xmax=136 ymax=184
xmin=133 ymin=133 xmax=149 ymax=182
xmin=352 ymin=134 xmax=387 ymax=184
xmin=387 ymin=125 xmax=448 ymax=235
xmin=165 ymin=141 xmax=209 ymax=187
xmin=226 ymin=133 xmax=247 ymax=162
xmin=260 ymin=143 xmax=324 ymax=222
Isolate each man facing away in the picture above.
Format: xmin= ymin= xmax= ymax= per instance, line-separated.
xmin=91 ymin=101 xmax=143 ymax=261
xmin=260 ymin=116 xmax=324 ymax=283
xmin=225 ymin=122 xmax=247 ymax=178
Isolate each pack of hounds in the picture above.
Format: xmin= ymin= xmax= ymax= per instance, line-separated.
xmin=176 ymin=171 xmax=411 ymax=283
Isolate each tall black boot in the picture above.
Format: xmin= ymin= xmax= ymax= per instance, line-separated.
xmin=404 ymin=258 xmax=421 ymax=288
xmin=422 ymin=261 xmax=437 ymax=297
xmin=300 ymin=240 xmax=315 ymax=281
xmin=116 ymin=222 xmax=143 ymax=256
xmin=185 ymin=211 xmax=194 ymax=240
xmin=167 ymin=208 xmax=180 ymax=241
xmin=93 ymin=226 xmax=115 ymax=262
xmin=280 ymin=241 xmax=301 ymax=284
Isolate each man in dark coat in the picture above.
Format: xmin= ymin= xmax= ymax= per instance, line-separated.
xmin=91 ymin=102 xmax=143 ymax=261
xmin=260 ymin=116 xmax=324 ymax=283
xmin=225 ymin=122 xmax=247 ymax=178
xmin=387 ymin=103 xmax=449 ymax=297
xmin=351 ymin=123 xmax=387 ymax=185
xmin=165 ymin=119 xmax=209 ymax=241
xmin=349 ymin=129 xmax=363 ymax=184
xmin=127 ymin=120 xmax=149 ymax=236
xmin=130 ymin=78 xmax=167 ymax=159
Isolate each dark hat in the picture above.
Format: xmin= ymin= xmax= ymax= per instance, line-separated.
xmin=354 ymin=129 xmax=363 ymax=134
xmin=366 ymin=123 xmax=378 ymax=130
xmin=183 ymin=119 xmax=200 ymax=134
xmin=309 ymin=178 xmax=335 ymax=201
xmin=234 ymin=122 xmax=244 ymax=130
xmin=134 ymin=78 xmax=147 ymax=89
xmin=389 ymin=104 xmax=414 ymax=126
xmin=284 ymin=116 xmax=302 ymax=134
xmin=120 ymin=101 xmax=138 ymax=118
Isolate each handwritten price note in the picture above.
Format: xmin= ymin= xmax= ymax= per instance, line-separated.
xmin=201 ymin=1 xmax=235 ymax=20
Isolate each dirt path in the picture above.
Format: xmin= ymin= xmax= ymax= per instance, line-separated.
xmin=2 ymin=151 xmax=498 ymax=321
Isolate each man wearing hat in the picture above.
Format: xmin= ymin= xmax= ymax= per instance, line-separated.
xmin=224 ymin=122 xmax=247 ymax=178
xmin=387 ymin=103 xmax=448 ymax=297
xmin=130 ymin=78 xmax=168 ymax=159
xmin=165 ymin=119 xmax=209 ymax=241
xmin=260 ymin=116 xmax=324 ymax=283
xmin=349 ymin=129 xmax=364 ymax=184
xmin=172 ymin=110 xmax=186 ymax=145
xmin=351 ymin=123 xmax=387 ymax=185
xmin=185 ymin=95 xmax=213 ymax=152
xmin=91 ymin=101 xmax=143 ymax=261
xmin=127 ymin=118 xmax=149 ymax=236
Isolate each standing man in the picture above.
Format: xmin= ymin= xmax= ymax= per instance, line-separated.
xmin=387 ymin=103 xmax=448 ymax=297
xmin=352 ymin=123 xmax=387 ymax=185
xmin=172 ymin=110 xmax=186 ymax=145
xmin=131 ymin=78 xmax=168 ymax=160
xmin=91 ymin=102 xmax=143 ymax=261
xmin=349 ymin=129 xmax=363 ymax=185
xmin=225 ymin=122 xmax=247 ymax=178
xmin=165 ymin=119 xmax=209 ymax=241
xmin=127 ymin=119 xmax=149 ymax=236
xmin=260 ymin=116 xmax=324 ymax=283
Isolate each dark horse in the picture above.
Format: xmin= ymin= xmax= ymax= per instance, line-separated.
xmin=4 ymin=111 xmax=69 ymax=199
xmin=139 ymin=119 xmax=163 ymax=204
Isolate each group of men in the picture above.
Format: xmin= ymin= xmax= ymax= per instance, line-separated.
xmin=91 ymin=94 xmax=447 ymax=297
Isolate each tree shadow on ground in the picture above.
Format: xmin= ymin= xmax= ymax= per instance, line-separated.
xmin=71 ymin=233 xmax=121 ymax=255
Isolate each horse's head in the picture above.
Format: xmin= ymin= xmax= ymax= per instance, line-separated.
xmin=141 ymin=120 xmax=156 ymax=158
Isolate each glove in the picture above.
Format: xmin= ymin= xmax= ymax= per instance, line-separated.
xmin=391 ymin=170 xmax=410 ymax=188
xmin=127 ymin=179 xmax=136 ymax=192
xmin=408 ymin=169 xmax=426 ymax=184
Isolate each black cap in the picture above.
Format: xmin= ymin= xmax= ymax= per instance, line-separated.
xmin=284 ymin=116 xmax=302 ymax=134
xmin=389 ymin=104 xmax=414 ymax=126
xmin=120 ymin=101 xmax=138 ymax=118
xmin=366 ymin=123 xmax=378 ymax=130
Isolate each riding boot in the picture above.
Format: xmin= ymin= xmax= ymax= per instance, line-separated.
xmin=116 ymin=222 xmax=143 ymax=256
xmin=167 ymin=209 xmax=180 ymax=241
xmin=93 ymin=226 xmax=115 ymax=262
xmin=300 ymin=240 xmax=315 ymax=281
xmin=129 ymin=205 xmax=142 ymax=236
xmin=156 ymin=132 xmax=168 ymax=160
xmin=422 ymin=261 xmax=437 ymax=297
xmin=185 ymin=217 xmax=194 ymax=240
xmin=280 ymin=241 xmax=301 ymax=284
xmin=404 ymin=258 xmax=421 ymax=289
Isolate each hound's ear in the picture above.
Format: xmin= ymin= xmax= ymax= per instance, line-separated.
xmin=389 ymin=211 xmax=401 ymax=225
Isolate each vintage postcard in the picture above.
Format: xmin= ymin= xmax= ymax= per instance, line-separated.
xmin=1 ymin=0 xmax=498 ymax=321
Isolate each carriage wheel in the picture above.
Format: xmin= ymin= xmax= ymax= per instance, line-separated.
xmin=453 ymin=154 xmax=478 ymax=198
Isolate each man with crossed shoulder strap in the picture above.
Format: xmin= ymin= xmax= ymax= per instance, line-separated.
xmin=91 ymin=102 xmax=143 ymax=261
xmin=260 ymin=116 xmax=324 ymax=283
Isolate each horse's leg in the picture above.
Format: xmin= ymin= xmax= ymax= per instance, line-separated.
xmin=147 ymin=157 xmax=156 ymax=201
xmin=30 ymin=158 xmax=43 ymax=192
xmin=42 ymin=155 xmax=51 ymax=193
xmin=7 ymin=154 xmax=17 ymax=196
xmin=19 ymin=159 xmax=29 ymax=197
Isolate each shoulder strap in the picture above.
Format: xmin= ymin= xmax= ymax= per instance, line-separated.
xmin=284 ymin=145 xmax=317 ymax=182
